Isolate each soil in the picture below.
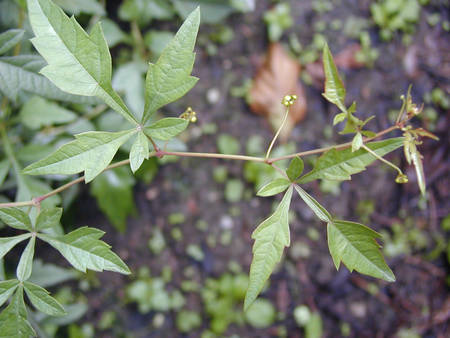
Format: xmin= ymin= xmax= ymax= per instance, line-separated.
xmin=58 ymin=1 xmax=449 ymax=337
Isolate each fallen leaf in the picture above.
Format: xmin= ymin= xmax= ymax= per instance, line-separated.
xmin=249 ymin=43 xmax=307 ymax=141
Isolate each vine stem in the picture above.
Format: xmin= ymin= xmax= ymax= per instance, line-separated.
xmin=0 ymin=125 xmax=400 ymax=209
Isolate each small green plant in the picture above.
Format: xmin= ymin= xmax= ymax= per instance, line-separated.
xmin=0 ymin=0 xmax=438 ymax=335
xmin=371 ymin=0 xmax=421 ymax=41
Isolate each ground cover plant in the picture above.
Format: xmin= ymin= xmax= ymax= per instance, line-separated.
xmin=0 ymin=0 xmax=447 ymax=336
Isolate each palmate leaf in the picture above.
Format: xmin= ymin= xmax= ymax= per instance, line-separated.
xmin=327 ymin=220 xmax=395 ymax=282
xmin=0 ymin=55 xmax=99 ymax=104
xmin=23 ymin=129 xmax=136 ymax=183
xmin=27 ymin=0 xmax=137 ymax=124
xmin=143 ymin=8 xmax=200 ymax=123
xmin=0 ymin=287 xmax=36 ymax=338
xmin=293 ymin=186 xmax=394 ymax=282
xmin=144 ymin=118 xmax=189 ymax=141
xmin=23 ymin=281 xmax=66 ymax=316
xmin=38 ymin=226 xmax=130 ymax=274
xmin=244 ymin=186 xmax=293 ymax=310
xmin=298 ymin=138 xmax=404 ymax=183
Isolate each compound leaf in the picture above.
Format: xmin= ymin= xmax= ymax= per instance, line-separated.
xmin=294 ymin=186 xmax=332 ymax=223
xmin=143 ymin=7 xmax=200 ymax=122
xmin=16 ymin=237 xmax=36 ymax=282
xmin=130 ymin=131 xmax=149 ymax=173
xmin=35 ymin=208 xmax=62 ymax=231
xmin=38 ymin=226 xmax=131 ymax=274
xmin=0 ymin=234 xmax=32 ymax=260
xmin=23 ymin=281 xmax=66 ymax=316
xmin=0 ymin=280 xmax=19 ymax=308
xmin=27 ymin=0 xmax=136 ymax=124
xmin=0 ymin=29 xmax=24 ymax=55
xmin=244 ymin=186 xmax=293 ymax=311
xmin=327 ymin=220 xmax=395 ymax=282
xmin=0 ymin=287 xmax=36 ymax=338
xmin=0 ymin=208 xmax=32 ymax=231
xmin=144 ymin=117 xmax=189 ymax=141
xmin=298 ymin=138 xmax=404 ymax=183
xmin=23 ymin=129 xmax=136 ymax=183
xmin=286 ymin=156 xmax=304 ymax=181
xmin=322 ymin=43 xmax=346 ymax=113
xmin=257 ymin=178 xmax=290 ymax=197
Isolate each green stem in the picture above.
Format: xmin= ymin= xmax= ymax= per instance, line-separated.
xmin=265 ymin=107 xmax=289 ymax=159
xmin=159 ymin=150 xmax=265 ymax=162
xmin=0 ymin=125 xmax=400 ymax=209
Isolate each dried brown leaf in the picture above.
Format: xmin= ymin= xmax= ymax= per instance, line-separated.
xmin=249 ymin=43 xmax=307 ymax=141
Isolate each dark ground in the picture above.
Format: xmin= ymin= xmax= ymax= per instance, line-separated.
xmin=65 ymin=1 xmax=449 ymax=337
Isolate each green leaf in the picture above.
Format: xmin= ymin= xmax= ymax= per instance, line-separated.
xmin=143 ymin=7 xmax=200 ymax=122
xmin=322 ymin=43 xmax=346 ymax=112
xmin=0 ymin=234 xmax=32 ymax=260
xmin=294 ymin=186 xmax=332 ymax=223
xmin=0 ymin=159 xmax=10 ymax=186
xmin=0 ymin=29 xmax=24 ymax=55
xmin=0 ymin=55 xmax=99 ymax=103
xmin=38 ymin=226 xmax=131 ymax=274
xmin=0 ymin=280 xmax=19 ymax=307
xmin=244 ymin=186 xmax=293 ymax=311
xmin=0 ymin=287 xmax=36 ymax=338
xmin=23 ymin=281 xmax=66 ymax=316
xmin=27 ymin=0 xmax=137 ymax=124
xmin=257 ymin=178 xmax=291 ymax=197
xmin=286 ymin=157 xmax=304 ymax=181
xmin=0 ymin=208 xmax=32 ymax=231
xmin=327 ymin=220 xmax=395 ymax=282
xmin=144 ymin=118 xmax=189 ymax=141
xmin=16 ymin=237 xmax=36 ymax=282
xmin=130 ymin=131 xmax=149 ymax=173
xmin=35 ymin=208 xmax=62 ymax=231
xmin=351 ymin=132 xmax=363 ymax=152
xmin=19 ymin=96 xmax=77 ymax=130
xmin=298 ymin=138 xmax=404 ymax=183
xmin=90 ymin=167 xmax=136 ymax=232
xmin=23 ymin=129 xmax=136 ymax=183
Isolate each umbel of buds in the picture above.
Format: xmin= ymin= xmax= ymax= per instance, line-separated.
xmin=282 ymin=94 xmax=298 ymax=107
xmin=179 ymin=107 xmax=197 ymax=123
